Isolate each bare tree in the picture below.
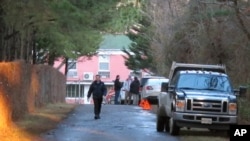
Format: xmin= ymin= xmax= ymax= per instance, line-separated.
xmin=145 ymin=0 xmax=250 ymax=87
xmin=146 ymin=0 xmax=190 ymax=75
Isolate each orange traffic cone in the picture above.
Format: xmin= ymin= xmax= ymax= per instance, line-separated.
xmin=140 ymin=99 xmax=151 ymax=110
xmin=143 ymin=99 xmax=151 ymax=110
xmin=139 ymin=99 xmax=143 ymax=107
xmin=139 ymin=99 xmax=145 ymax=107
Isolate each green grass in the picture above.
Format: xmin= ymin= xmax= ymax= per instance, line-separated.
xmin=238 ymin=98 xmax=250 ymax=123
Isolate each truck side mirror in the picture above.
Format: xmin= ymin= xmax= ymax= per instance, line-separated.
xmin=161 ymin=82 xmax=168 ymax=92
xmin=239 ymin=86 xmax=247 ymax=97
xmin=168 ymin=85 xmax=175 ymax=92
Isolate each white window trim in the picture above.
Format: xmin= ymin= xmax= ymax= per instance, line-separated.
xmin=67 ymin=59 xmax=77 ymax=78
xmin=98 ymin=55 xmax=110 ymax=71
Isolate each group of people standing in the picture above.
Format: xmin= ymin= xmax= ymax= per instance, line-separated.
xmin=87 ymin=74 xmax=140 ymax=120
xmin=114 ymin=75 xmax=140 ymax=105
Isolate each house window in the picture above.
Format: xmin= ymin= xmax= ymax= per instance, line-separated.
xmin=98 ymin=71 xmax=110 ymax=78
xmin=99 ymin=55 xmax=109 ymax=70
xmin=68 ymin=60 xmax=76 ymax=69
xmin=67 ymin=60 xmax=77 ymax=78
xmin=66 ymin=84 xmax=84 ymax=97
xmin=67 ymin=70 xmax=77 ymax=77
xmin=98 ymin=55 xmax=110 ymax=78
xmin=99 ymin=62 xmax=109 ymax=70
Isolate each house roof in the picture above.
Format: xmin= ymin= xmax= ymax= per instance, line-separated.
xmin=99 ymin=34 xmax=132 ymax=50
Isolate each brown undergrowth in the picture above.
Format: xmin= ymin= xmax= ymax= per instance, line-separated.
xmin=14 ymin=103 xmax=76 ymax=140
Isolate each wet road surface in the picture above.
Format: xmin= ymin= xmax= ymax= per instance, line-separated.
xmin=41 ymin=104 xmax=180 ymax=141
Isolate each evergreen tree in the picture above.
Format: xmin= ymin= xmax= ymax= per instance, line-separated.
xmin=0 ymin=0 xmax=140 ymax=66
xmin=123 ymin=1 xmax=155 ymax=73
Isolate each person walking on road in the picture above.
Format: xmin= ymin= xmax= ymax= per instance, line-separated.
xmin=87 ymin=74 xmax=107 ymax=119
xmin=114 ymin=75 xmax=122 ymax=104
xmin=130 ymin=76 xmax=140 ymax=105
xmin=122 ymin=75 xmax=133 ymax=105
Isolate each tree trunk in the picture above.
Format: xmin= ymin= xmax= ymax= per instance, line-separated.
xmin=233 ymin=0 xmax=250 ymax=41
xmin=64 ymin=57 xmax=69 ymax=76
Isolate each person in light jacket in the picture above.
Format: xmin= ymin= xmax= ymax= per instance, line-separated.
xmin=87 ymin=75 xmax=107 ymax=119
xmin=122 ymin=75 xmax=133 ymax=105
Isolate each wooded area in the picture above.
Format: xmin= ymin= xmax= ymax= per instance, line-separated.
xmin=124 ymin=0 xmax=250 ymax=88
xmin=123 ymin=0 xmax=250 ymax=122
xmin=0 ymin=0 xmax=249 ymax=131
xmin=0 ymin=0 xmax=140 ymax=67
xmin=1 ymin=0 xmax=250 ymax=87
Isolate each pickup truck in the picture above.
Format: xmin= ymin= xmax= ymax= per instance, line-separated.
xmin=157 ymin=61 xmax=247 ymax=135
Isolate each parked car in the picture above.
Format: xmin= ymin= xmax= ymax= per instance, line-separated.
xmin=140 ymin=76 xmax=169 ymax=104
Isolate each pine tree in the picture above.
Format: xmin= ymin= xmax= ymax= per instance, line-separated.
xmin=123 ymin=1 xmax=155 ymax=73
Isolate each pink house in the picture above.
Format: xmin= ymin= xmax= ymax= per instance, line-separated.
xmin=54 ymin=34 xmax=133 ymax=104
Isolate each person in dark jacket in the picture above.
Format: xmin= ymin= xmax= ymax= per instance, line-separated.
xmin=114 ymin=75 xmax=122 ymax=104
xmin=129 ymin=76 xmax=140 ymax=105
xmin=87 ymin=75 xmax=107 ymax=119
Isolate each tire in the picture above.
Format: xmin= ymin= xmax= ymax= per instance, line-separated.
xmin=169 ymin=116 xmax=180 ymax=135
xmin=156 ymin=114 xmax=165 ymax=132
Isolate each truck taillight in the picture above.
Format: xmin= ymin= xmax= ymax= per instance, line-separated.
xmin=146 ymin=86 xmax=153 ymax=90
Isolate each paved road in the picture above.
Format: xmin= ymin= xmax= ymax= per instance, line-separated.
xmin=40 ymin=104 xmax=180 ymax=141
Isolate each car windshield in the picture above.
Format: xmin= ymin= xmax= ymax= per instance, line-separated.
xmin=177 ymin=74 xmax=233 ymax=92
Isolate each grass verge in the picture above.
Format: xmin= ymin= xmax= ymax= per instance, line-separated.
xmin=15 ymin=103 xmax=76 ymax=140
